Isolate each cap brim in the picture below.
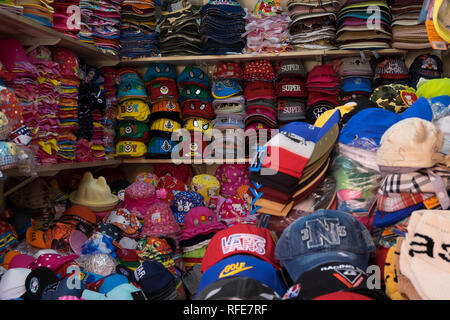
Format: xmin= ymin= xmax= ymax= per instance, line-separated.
xmin=281 ymin=251 xmax=370 ymax=283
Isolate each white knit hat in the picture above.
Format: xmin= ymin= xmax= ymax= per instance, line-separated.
xmin=377 ymin=118 xmax=449 ymax=168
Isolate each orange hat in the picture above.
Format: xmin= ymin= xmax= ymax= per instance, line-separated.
xmin=61 ymin=205 xmax=97 ymax=225
xmin=26 ymin=224 xmax=47 ymax=249
xmin=1 ymin=250 xmax=20 ymax=269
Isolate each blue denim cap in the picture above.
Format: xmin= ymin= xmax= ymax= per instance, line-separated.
xmin=275 ymin=209 xmax=376 ymax=282
xmin=195 ymin=254 xmax=287 ymax=298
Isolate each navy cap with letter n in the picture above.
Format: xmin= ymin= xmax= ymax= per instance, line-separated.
xmin=275 ymin=209 xmax=375 ymax=283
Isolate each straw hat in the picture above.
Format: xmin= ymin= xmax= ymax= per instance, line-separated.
xmin=69 ymin=172 xmax=118 ymax=212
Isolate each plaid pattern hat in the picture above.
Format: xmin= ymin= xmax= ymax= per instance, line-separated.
xmin=370 ymin=84 xmax=418 ymax=113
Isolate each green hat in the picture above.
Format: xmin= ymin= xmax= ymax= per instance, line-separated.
xmin=370 ymin=84 xmax=418 ymax=114
xmin=117 ymin=121 xmax=149 ymax=142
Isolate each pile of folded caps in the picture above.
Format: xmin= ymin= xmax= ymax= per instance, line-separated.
xmin=336 ymin=0 xmax=393 ymax=50
xmin=115 ymin=68 xmax=151 ymax=158
xmin=273 ymin=60 xmax=308 ymax=126
xmin=210 ymin=62 xmax=245 ymax=159
xmin=27 ymin=46 xmax=61 ymax=165
xmin=243 ymin=0 xmax=291 ymax=54
xmin=52 ymin=0 xmax=80 ymax=39
xmin=200 ymin=0 xmax=246 ymax=55
xmin=0 ymin=0 xmax=23 ymax=14
xmin=18 ymin=0 xmax=54 ymax=27
xmin=391 ymin=0 xmax=430 ymax=50
xmin=119 ymin=0 xmax=161 ymax=58
xmin=194 ymin=224 xmax=287 ymax=300
xmin=338 ymin=56 xmax=374 ymax=103
xmin=243 ymin=60 xmax=277 ymax=158
xmin=88 ymin=0 xmax=121 ymax=55
xmin=373 ymin=113 xmax=450 ymax=247
xmin=373 ymin=56 xmax=410 ymax=87
xmin=0 ymin=39 xmax=39 ymax=147
xmin=158 ymin=0 xmax=202 ymax=56
xmin=144 ymin=63 xmax=182 ymax=159
xmin=305 ymin=64 xmax=341 ymax=124
xmin=100 ymin=67 xmax=119 ymax=158
xmin=52 ymin=47 xmax=81 ymax=162
xmin=248 ymin=110 xmax=340 ymax=217
xmin=177 ymin=66 xmax=212 ymax=159
xmin=287 ymin=0 xmax=340 ymax=50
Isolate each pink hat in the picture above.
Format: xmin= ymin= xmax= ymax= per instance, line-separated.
xmin=218 ymin=197 xmax=257 ymax=227
xmin=8 ymin=254 xmax=35 ymax=269
xmin=180 ymin=206 xmax=226 ymax=241
xmin=58 ymin=296 xmax=85 ymax=300
xmin=69 ymin=230 xmax=88 ymax=256
xmin=30 ymin=253 xmax=79 ymax=271
xmin=0 ymin=38 xmax=29 ymax=72
xmin=140 ymin=202 xmax=181 ymax=238
xmin=135 ymin=172 xmax=160 ymax=186
xmin=121 ymin=181 xmax=162 ymax=219
xmin=215 ymin=164 xmax=250 ymax=197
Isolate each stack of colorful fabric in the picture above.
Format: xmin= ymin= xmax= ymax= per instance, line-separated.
xmin=243 ymin=60 xmax=277 ymax=158
xmin=90 ymin=0 xmax=121 ymax=55
xmin=210 ymin=62 xmax=245 ymax=159
xmin=273 ymin=60 xmax=308 ymax=126
xmin=178 ymin=66 xmax=212 ymax=159
xmin=243 ymin=5 xmax=291 ymax=54
xmin=200 ymin=0 xmax=246 ymax=55
xmin=287 ymin=0 xmax=339 ymax=50
xmin=145 ymin=63 xmax=181 ymax=159
xmin=52 ymin=0 xmax=80 ymax=39
xmin=158 ymin=0 xmax=202 ymax=56
xmin=0 ymin=0 xmax=23 ymax=14
xmin=79 ymin=0 xmax=95 ymax=44
xmin=100 ymin=67 xmax=119 ymax=158
xmin=18 ymin=0 xmax=54 ymax=27
xmin=119 ymin=0 xmax=160 ymax=58
xmin=52 ymin=47 xmax=80 ymax=162
xmin=305 ymin=64 xmax=341 ymax=124
xmin=27 ymin=46 xmax=61 ymax=165
xmin=391 ymin=0 xmax=430 ymax=50
xmin=336 ymin=0 xmax=392 ymax=50
xmin=115 ymin=68 xmax=151 ymax=158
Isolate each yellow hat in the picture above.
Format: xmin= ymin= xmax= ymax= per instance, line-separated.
xmin=384 ymin=246 xmax=406 ymax=300
xmin=150 ymin=118 xmax=181 ymax=134
xmin=1 ymin=250 xmax=20 ymax=269
xmin=433 ymin=0 xmax=450 ymax=43
xmin=118 ymin=99 xmax=151 ymax=122
xmin=189 ymin=174 xmax=221 ymax=202
xmin=116 ymin=140 xmax=147 ymax=158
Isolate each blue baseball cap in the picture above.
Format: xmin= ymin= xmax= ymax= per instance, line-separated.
xmin=144 ymin=63 xmax=177 ymax=83
xmin=195 ymin=254 xmax=287 ymax=298
xmin=275 ymin=209 xmax=375 ymax=282
xmin=41 ymin=276 xmax=87 ymax=300
xmin=212 ymin=79 xmax=243 ymax=99
xmin=341 ymin=77 xmax=372 ymax=93
xmin=81 ymin=283 xmax=146 ymax=300
xmin=339 ymin=96 xmax=433 ymax=149
xmin=147 ymin=136 xmax=179 ymax=156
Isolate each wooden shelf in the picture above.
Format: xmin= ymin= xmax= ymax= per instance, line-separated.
xmin=0 ymin=9 xmax=119 ymax=67
xmin=121 ymin=158 xmax=250 ymax=165
xmin=5 ymin=159 xmax=122 ymax=177
xmin=118 ymin=48 xmax=409 ymax=67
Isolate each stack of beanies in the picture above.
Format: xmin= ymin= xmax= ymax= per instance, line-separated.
xmin=336 ymin=0 xmax=392 ymax=50
xmin=210 ymin=62 xmax=245 ymax=159
xmin=51 ymin=0 xmax=80 ymax=39
xmin=178 ymin=66 xmax=212 ymax=159
xmin=18 ymin=0 xmax=54 ymax=27
xmin=243 ymin=60 xmax=277 ymax=157
xmin=373 ymin=56 xmax=410 ymax=87
xmin=79 ymin=0 xmax=95 ymax=44
xmin=408 ymin=54 xmax=443 ymax=89
xmin=338 ymin=56 xmax=374 ymax=103
xmin=287 ymin=0 xmax=340 ymax=50
xmin=179 ymin=206 xmax=226 ymax=271
xmin=243 ymin=2 xmax=291 ymax=54
xmin=305 ymin=64 xmax=341 ymax=124
xmin=52 ymin=47 xmax=81 ymax=162
xmin=0 ymin=39 xmax=39 ymax=148
xmin=276 ymin=209 xmax=388 ymax=300
xmin=273 ymin=60 xmax=308 ymax=126
xmin=82 ymin=0 xmax=121 ymax=55
xmin=115 ymin=68 xmax=151 ymax=158
xmin=248 ymin=109 xmax=341 ymax=217
xmin=145 ymin=63 xmax=181 ymax=159
xmin=77 ymin=64 xmax=107 ymax=162
xmin=99 ymin=67 xmax=120 ymax=158
xmin=391 ymin=0 xmax=430 ymax=50
xmin=200 ymin=0 xmax=246 ymax=55
xmin=26 ymin=46 xmax=61 ymax=165
xmin=119 ymin=0 xmax=160 ymax=58
xmin=158 ymin=0 xmax=202 ymax=56
xmin=195 ymin=224 xmax=286 ymax=300
xmin=372 ymin=117 xmax=450 ymax=244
